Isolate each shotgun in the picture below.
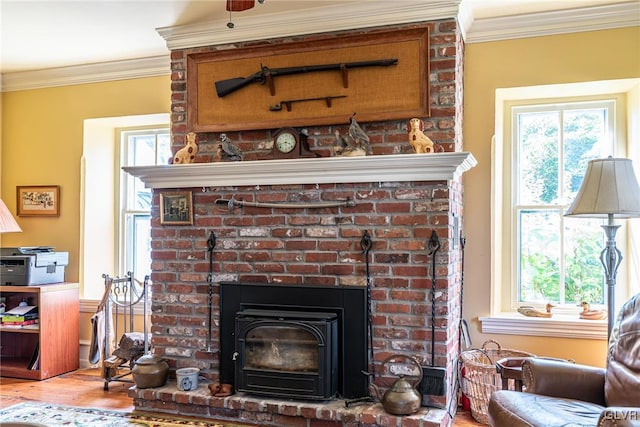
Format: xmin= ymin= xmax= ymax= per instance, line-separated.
xmin=215 ymin=58 xmax=398 ymax=98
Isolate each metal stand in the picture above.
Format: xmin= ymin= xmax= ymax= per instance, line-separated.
xmin=205 ymin=231 xmax=217 ymax=352
xmin=600 ymin=213 xmax=622 ymax=340
xmin=360 ymin=230 xmax=374 ymax=379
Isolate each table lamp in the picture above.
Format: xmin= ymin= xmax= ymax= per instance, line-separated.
xmin=565 ymin=157 xmax=640 ymax=339
xmin=0 ymin=198 xmax=22 ymax=233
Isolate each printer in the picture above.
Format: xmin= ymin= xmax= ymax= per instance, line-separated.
xmin=0 ymin=247 xmax=69 ymax=286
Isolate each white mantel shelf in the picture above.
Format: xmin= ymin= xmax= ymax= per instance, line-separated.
xmin=123 ymin=152 xmax=477 ymax=189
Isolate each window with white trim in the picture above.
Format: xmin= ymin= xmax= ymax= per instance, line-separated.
xmin=513 ymin=100 xmax=615 ymax=307
xmin=81 ymin=114 xmax=170 ymax=302
xmin=119 ymin=128 xmax=171 ymax=279
xmin=484 ymin=80 xmax=640 ymax=338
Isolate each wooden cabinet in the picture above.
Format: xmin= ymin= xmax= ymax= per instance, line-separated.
xmin=0 ymin=283 xmax=79 ymax=380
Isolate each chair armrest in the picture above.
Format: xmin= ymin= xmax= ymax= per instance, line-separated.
xmin=598 ymin=407 xmax=640 ymax=427
xmin=523 ymin=357 xmax=606 ymax=405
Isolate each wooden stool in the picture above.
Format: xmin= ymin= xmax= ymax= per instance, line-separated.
xmin=496 ymin=357 xmax=529 ymax=391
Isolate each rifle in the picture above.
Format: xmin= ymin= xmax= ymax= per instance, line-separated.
xmin=215 ymin=58 xmax=398 ymax=98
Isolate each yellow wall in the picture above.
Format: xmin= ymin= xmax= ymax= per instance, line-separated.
xmin=2 ymin=26 xmax=638 ymax=368
xmin=463 ymin=27 xmax=640 ymax=367
xmin=1 ymin=76 xmax=170 ymax=280
xmin=1 ymin=77 xmax=170 ymax=347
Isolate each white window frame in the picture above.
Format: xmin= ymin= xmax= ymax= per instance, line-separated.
xmin=118 ymin=127 xmax=170 ymax=279
xmin=481 ymin=79 xmax=640 ymax=340
xmin=510 ymin=99 xmax=618 ymax=309
xmin=80 ymin=114 xmax=169 ymax=308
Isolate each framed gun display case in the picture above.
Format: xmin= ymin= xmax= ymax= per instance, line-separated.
xmin=186 ymin=26 xmax=430 ymax=132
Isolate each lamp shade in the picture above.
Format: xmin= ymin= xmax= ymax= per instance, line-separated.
xmin=565 ymin=157 xmax=640 ymax=218
xmin=0 ymin=198 xmax=22 ymax=233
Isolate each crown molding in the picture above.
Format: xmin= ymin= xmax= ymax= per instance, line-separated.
xmin=156 ymin=1 xmax=460 ymax=51
xmin=123 ymin=152 xmax=478 ymax=190
xmin=465 ymin=1 xmax=640 ymax=44
xmin=1 ymin=1 xmax=637 ymax=92
xmin=0 ymin=55 xmax=170 ymax=92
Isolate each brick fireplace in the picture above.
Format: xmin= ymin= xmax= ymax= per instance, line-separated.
xmin=126 ymin=17 xmax=476 ymax=427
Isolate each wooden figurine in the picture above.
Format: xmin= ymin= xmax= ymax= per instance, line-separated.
xmin=208 ymin=382 xmax=234 ymax=397
xmin=578 ymin=302 xmax=607 ymax=320
xmin=408 ymin=118 xmax=435 ymax=154
xmin=517 ymin=303 xmax=555 ymax=318
xmin=172 ymin=132 xmax=198 ymax=164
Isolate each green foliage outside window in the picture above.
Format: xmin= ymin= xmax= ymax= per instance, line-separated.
xmin=516 ymin=103 xmax=611 ymax=306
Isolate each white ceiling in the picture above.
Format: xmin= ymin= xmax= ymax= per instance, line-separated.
xmin=0 ymin=0 xmax=636 ymax=75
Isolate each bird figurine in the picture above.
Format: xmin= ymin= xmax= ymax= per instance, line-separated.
xmin=333 ymin=129 xmax=367 ymax=157
xmin=332 ymin=113 xmax=372 ymax=157
xmin=578 ymin=302 xmax=607 ymax=320
xmin=172 ymin=131 xmax=198 ymax=164
xmin=517 ymin=303 xmax=555 ymax=318
xmin=407 ymin=117 xmax=435 ymax=154
xmin=348 ymin=113 xmax=372 ymax=155
xmin=215 ymin=133 xmax=243 ymax=162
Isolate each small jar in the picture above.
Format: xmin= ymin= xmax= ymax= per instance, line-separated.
xmin=132 ymin=354 xmax=169 ymax=388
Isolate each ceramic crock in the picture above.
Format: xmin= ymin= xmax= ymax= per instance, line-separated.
xmin=131 ymin=354 xmax=169 ymax=388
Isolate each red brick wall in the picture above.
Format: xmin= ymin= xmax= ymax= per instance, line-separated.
xmin=154 ymin=18 xmax=464 ymax=412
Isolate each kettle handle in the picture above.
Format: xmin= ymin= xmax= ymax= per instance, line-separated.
xmin=380 ymin=354 xmax=424 ymax=387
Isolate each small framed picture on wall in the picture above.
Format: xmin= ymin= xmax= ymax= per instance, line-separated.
xmin=16 ymin=185 xmax=60 ymax=217
xmin=160 ymin=191 xmax=193 ymax=225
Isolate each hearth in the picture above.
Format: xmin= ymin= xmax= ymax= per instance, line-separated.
xmin=220 ymin=282 xmax=368 ymax=399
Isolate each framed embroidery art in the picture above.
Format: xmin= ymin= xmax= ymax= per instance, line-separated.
xmin=17 ymin=185 xmax=60 ymax=217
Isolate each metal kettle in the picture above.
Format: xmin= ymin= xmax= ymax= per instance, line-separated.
xmin=371 ymin=354 xmax=423 ymax=415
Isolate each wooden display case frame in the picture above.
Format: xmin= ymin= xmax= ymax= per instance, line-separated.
xmin=0 ymin=283 xmax=79 ymax=380
xmin=187 ymin=26 xmax=430 ymax=132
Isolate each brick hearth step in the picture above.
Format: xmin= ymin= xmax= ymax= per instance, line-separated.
xmin=129 ymin=382 xmax=450 ymax=427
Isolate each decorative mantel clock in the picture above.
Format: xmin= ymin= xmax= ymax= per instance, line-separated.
xmin=270 ymin=128 xmax=320 ymax=160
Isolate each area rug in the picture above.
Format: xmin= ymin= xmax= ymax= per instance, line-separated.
xmin=0 ymin=402 xmax=255 ymax=427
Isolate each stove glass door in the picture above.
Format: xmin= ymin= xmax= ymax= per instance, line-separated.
xmin=244 ymin=325 xmax=319 ymax=373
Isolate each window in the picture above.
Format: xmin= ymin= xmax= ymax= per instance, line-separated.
xmin=81 ymin=114 xmax=169 ymax=301
xmin=514 ymin=101 xmax=614 ymax=306
xmin=483 ymin=79 xmax=640 ymax=338
xmin=119 ymin=128 xmax=171 ymax=279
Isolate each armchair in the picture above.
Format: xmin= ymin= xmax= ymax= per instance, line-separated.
xmin=488 ymin=293 xmax=640 ymax=427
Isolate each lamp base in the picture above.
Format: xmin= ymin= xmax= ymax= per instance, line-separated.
xmin=600 ymin=215 xmax=622 ymax=340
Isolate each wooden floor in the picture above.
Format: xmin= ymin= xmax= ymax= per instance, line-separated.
xmin=0 ymin=369 xmax=482 ymax=426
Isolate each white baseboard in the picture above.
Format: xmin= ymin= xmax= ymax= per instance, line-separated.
xmin=79 ymin=339 xmax=99 ymax=370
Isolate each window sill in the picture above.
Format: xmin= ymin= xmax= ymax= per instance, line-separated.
xmin=478 ymin=313 xmax=607 ymax=340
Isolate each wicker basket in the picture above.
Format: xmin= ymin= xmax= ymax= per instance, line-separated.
xmin=459 ymin=340 xmax=535 ymax=425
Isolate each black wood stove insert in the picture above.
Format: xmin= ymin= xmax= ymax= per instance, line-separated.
xmin=219 ymin=282 xmax=368 ymax=399
xmin=235 ymin=309 xmax=338 ymax=399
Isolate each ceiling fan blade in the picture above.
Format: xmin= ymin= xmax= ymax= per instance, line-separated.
xmin=226 ymin=0 xmax=255 ymax=12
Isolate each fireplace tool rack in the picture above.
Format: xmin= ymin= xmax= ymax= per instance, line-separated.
xmin=345 ymin=230 xmax=375 ymax=407
xmin=98 ymin=272 xmax=150 ymax=391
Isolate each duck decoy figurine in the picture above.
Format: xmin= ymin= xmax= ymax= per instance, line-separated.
xmin=517 ymin=303 xmax=555 ymax=318
xmin=578 ymin=302 xmax=607 ymax=320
